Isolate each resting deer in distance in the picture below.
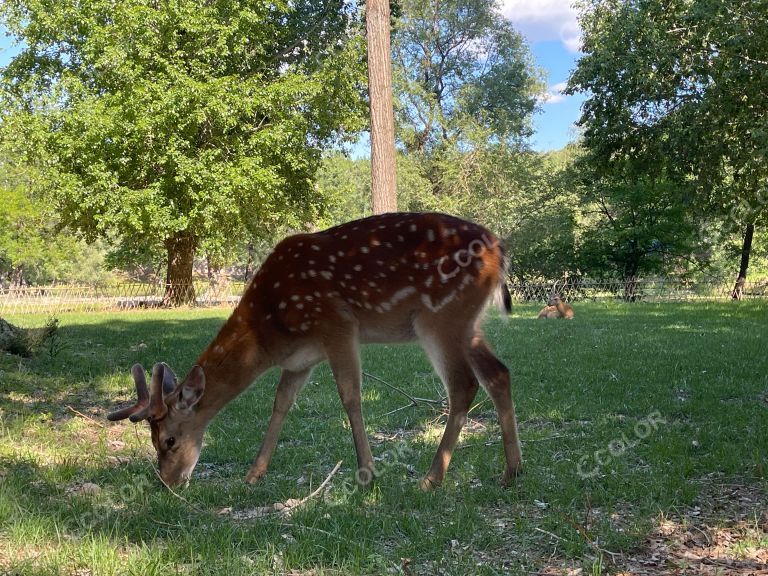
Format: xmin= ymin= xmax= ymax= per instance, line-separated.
xmin=108 ymin=212 xmax=523 ymax=490
xmin=537 ymin=293 xmax=574 ymax=319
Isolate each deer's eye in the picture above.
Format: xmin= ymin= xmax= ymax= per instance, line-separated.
xmin=166 ymin=437 xmax=176 ymax=449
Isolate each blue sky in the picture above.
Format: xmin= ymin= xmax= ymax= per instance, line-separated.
xmin=501 ymin=0 xmax=586 ymax=151
xmin=0 ymin=1 xmax=584 ymax=152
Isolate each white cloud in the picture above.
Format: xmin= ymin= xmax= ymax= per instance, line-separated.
xmin=500 ymin=0 xmax=582 ymax=53
xmin=539 ymin=81 xmax=569 ymax=104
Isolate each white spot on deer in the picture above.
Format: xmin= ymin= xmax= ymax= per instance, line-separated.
xmin=320 ymin=271 xmax=333 ymax=280
xmin=344 ymin=273 xmax=353 ymax=280
xmin=293 ymin=253 xmax=300 ymax=259
xmin=353 ymin=264 xmax=362 ymax=272
xmin=305 ymin=295 xmax=314 ymax=301
xmin=297 ymin=242 xmax=304 ymax=247
xmin=249 ymin=302 xmax=254 ymax=308
xmin=382 ymin=286 xmax=417 ymax=309
xmin=265 ymin=313 xmax=272 ymax=320
xmin=371 ymin=238 xmax=381 ymax=246
xmin=340 ymin=281 xmax=347 ymax=288
xmin=300 ymin=323 xmax=309 ymax=331
xmin=314 ymin=307 xmax=322 ymax=313
xmin=309 ymin=260 xmax=315 ymax=265
xmin=389 ymin=265 xmax=397 ymax=271
xmin=329 ymin=255 xmax=337 ymax=263
xmin=376 ymin=260 xmax=384 ymax=266
xmin=360 ymin=246 xmax=369 ymax=254
xmin=375 ymin=305 xmax=384 ymax=313
xmin=279 ymin=301 xmax=287 ymax=309
xmin=288 ymin=273 xmax=295 ymax=279
xmin=291 ymin=295 xmax=300 ymax=301
xmin=426 ymin=229 xmax=435 ymax=242
xmin=397 ymin=234 xmax=404 ymax=242
xmin=424 ymin=276 xmax=434 ymax=288
xmin=311 ymin=245 xmax=321 ymax=251
xmin=409 ymin=224 xmax=417 ymax=232
xmin=378 ymin=225 xmax=386 ymax=230
xmin=368 ymin=281 xmax=377 ymax=288
xmin=337 ymin=250 xmax=345 ymax=257
xmin=300 ymin=272 xmax=307 ymax=280
xmin=214 ymin=345 xmax=224 ymax=354
xmin=296 ymin=303 xmax=304 ymax=310
xmin=364 ymin=302 xmax=372 ymax=310
xmin=341 ymin=235 xmax=348 ymax=240
xmin=273 ymin=281 xmax=281 ymax=289
xmin=308 ymin=270 xmax=317 ymax=277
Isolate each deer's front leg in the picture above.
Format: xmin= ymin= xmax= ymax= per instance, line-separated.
xmin=246 ymin=367 xmax=312 ymax=484
xmin=325 ymin=330 xmax=375 ymax=486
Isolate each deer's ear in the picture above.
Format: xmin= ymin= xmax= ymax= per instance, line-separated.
xmin=176 ymin=366 xmax=205 ymax=411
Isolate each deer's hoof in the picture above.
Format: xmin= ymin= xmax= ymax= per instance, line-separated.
xmin=419 ymin=476 xmax=441 ymax=492
xmin=245 ymin=467 xmax=267 ymax=485
xmin=501 ymin=466 xmax=523 ymax=486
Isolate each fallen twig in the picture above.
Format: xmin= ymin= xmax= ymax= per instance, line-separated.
xmin=66 ymin=405 xmax=106 ymax=428
xmin=288 ymin=460 xmax=343 ymax=511
xmin=363 ymin=371 xmax=444 ymax=407
xmin=535 ymin=526 xmax=567 ymax=542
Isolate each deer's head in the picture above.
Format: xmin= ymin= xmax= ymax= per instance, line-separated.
xmin=548 ymin=293 xmax=563 ymax=306
xmin=108 ymin=363 xmax=206 ymax=487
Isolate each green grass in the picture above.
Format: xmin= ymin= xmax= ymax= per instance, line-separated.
xmin=1 ymin=302 xmax=767 ymax=574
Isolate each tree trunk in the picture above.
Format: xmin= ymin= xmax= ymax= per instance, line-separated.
xmin=623 ymin=257 xmax=641 ymax=302
xmin=163 ymin=232 xmax=197 ymax=307
xmin=366 ymin=0 xmax=397 ymax=214
xmin=732 ymin=222 xmax=754 ymax=300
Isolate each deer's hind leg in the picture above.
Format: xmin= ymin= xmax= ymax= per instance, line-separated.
xmin=416 ymin=322 xmax=480 ymax=490
xmin=468 ymin=333 xmax=522 ymax=484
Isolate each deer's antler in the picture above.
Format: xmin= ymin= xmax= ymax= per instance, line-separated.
xmin=107 ymin=363 xmax=177 ymax=422
xmin=107 ymin=364 xmax=150 ymax=421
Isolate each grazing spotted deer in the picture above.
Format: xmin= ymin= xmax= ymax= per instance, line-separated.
xmin=108 ymin=212 xmax=522 ymax=490
xmin=537 ymin=293 xmax=574 ymax=319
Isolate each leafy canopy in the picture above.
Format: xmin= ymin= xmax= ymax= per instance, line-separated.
xmin=0 ymin=0 xmax=367 ymax=267
xmin=392 ymin=0 xmax=544 ymax=155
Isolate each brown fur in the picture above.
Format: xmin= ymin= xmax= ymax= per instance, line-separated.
xmin=537 ymin=294 xmax=574 ymax=319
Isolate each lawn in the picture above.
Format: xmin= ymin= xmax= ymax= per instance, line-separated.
xmin=0 ymin=302 xmax=766 ymax=575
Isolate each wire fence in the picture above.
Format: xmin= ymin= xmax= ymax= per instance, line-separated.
xmin=507 ymin=276 xmax=768 ymax=303
xmin=1 ymin=276 xmax=766 ymax=316
xmin=0 ymin=281 xmax=245 ymax=315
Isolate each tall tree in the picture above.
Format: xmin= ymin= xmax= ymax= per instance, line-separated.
xmin=569 ymin=0 xmax=768 ymax=291
xmin=392 ymin=0 xmax=543 ymax=157
xmin=0 ymin=0 xmax=366 ymax=305
xmin=366 ymin=0 xmax=398 ymax=213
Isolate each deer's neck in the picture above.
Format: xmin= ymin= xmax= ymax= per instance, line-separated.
xmin=194 ymin=304 xmax=270 ymax=419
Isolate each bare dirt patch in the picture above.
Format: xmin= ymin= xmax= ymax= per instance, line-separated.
xmin=614 ymin=476 xmax=768 ymax=575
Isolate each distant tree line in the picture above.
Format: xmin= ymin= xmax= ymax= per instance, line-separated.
xmin=0 ymin=0 xmax=765 ymax=302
